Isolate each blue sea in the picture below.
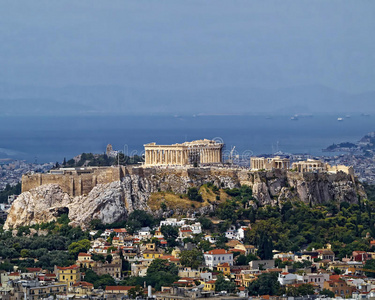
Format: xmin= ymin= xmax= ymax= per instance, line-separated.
xmin=0 ymin=114 xmax=373 ymax=163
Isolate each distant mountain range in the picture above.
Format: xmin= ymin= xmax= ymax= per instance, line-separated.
xmin=1 ymin=83 xmax=374 ymax=116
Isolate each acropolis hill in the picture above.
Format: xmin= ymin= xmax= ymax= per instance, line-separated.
xmin=6 ymin=139 xmax=364 ymax=229
xmin=7 ymin=164 xmax=365 ymax=230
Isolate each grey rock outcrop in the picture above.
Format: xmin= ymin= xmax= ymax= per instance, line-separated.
xmin=5 ymin=167 xmax=366 ymax=229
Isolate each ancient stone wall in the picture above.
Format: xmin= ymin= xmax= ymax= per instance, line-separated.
xmin=22 ymin=166 xmax=122 ymax=197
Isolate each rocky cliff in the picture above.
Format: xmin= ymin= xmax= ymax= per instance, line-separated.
xmin=4 ymin=167 xmax=366 ymax=229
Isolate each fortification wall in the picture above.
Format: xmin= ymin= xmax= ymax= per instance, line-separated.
xmin=22 ymin=166 xmax=122 ymax=197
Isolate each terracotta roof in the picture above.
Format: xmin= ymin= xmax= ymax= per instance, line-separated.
xmin=26 ymin=268 xmax=42 ymax=272
xmin=329 ymin=275 xmax=341 ymax=281
xmin=78 ymin=253 xmax=92 ymax=257
xmin=265 ymin=268 xmax=282 ymax=273
xmin=179 ymin=277 xmax=195 ymax=281
xmin=9 ymin=272 xmax=20 ymax=276
xmin=245 ymin=245 xmax=255 ymax=249
xmin=56 ymin=264 xmax=79 ymax=270
xmin=114 ymin=228 xmax=127 ymax=233
xmin=206 ymin=280 xmax=216 ymax=284
xmin=106 ymin=286 xmax=135 ymax=291
xmin=205 ymin=249 xmax=230 ymax=255
xmin=226 ymin=239 xmax=242 ymax=247
xmin=230 ymin=249 xmax=246 ymax=254
xmin=160 ymin=255 xmax=174 ymax=260
xmin=218 ymin=262 xmax=230 ymax=267
xmin=72 ymin=281 xmax=94 ymax=288
xmin=113 ymin=237 xmax=120 ymax=240
xmin=170 ymin=258 xmax=180 ymax=262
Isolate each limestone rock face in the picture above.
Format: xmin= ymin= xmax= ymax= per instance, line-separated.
xmin=68 ymin=181 xmax=129 ymax=229
xmin=4 ymin=184 xmax=72 ymax=229
xmin=4 ymin=182 xmax=131 ymax=230
xmin=5 ymin=167 xmax=366 ymax=229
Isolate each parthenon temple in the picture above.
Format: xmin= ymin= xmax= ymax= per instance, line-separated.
xmin=144 ymin=139 xmax=223 ymax=166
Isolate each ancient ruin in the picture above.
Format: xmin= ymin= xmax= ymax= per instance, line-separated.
xmin=144 ymin=139 xmax=223 ymax=166
xmin=250 ymin=156 xmax=290 ymax=171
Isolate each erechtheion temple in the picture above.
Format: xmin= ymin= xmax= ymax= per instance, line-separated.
xmin=250 ymin=157 xmax=353 ymax=175
xmin=144 ymin=139 xmax=223 ymax=166
xmin=292 ymin=159 xmax=354 ymax=176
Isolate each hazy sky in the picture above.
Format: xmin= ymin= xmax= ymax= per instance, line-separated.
xmin=1 ymin=1 xmax=374 ymax=94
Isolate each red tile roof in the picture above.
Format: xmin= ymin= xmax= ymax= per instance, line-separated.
xmin=26 ymin=268 xmax=42 ymax=272
xmin=205 ymin=249 xmax=230 ymax=255
xmin=329 ymin=275 xmax=341 ymax=282
xmin=78 ymin=253 xmax=92 ymax=257
xmin=72 ymin=281 xmax=94 ymax=288
xmin=218 ymin=262 xmax=230 ymax=267
xmin=114 ymin=228 xmax=127 ymax=233
xmin=56 ymin=264 xmax=79 ymax=270
xmin=105 ymin=286 xmax=135 ymax=291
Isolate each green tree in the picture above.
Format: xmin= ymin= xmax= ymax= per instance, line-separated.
xmin=106 ymin=254 xmax=113 ymax=264
xmin=160 ymin=225 xmax=179 ymax=247
xmin=320 ymin=289 xmax=335 ymax=298
xmin=364 ymin=259 xmax=375 ymax=277
xmin=127 ymin=210 xmax=155 ymax=234
xmin=84 ymin=269 xmax=116 ymax=289
xmin=128 ymin=285 xmax=144 ymax=299
xmin=20 ymin=249 xmax=30 ymax=258
xmin=179 ymin=249 xmax=204 ymax=269
xmin=198 ymin=217 xmax=213 ymax=230
xmin=187 ymin=188 xmax=203 ymax=202
xmin=215 ymin=274 xmax=236 ymax=293
xmin=297 ymin=284 xmax=315 ymax=296
xmin=68 ymin=239 xmax=91 ymax=258
xmin=198 ymin=240 xmax=212 ymax=252
xmin=257 ymin=233 xmax=273 ymax=260
xmin=146 ymin=258 xmax=179 ymax=291
xmin=248 ymin=272 xmax=280 ymax=296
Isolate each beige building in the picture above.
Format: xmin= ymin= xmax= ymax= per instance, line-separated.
xmin=144 ymin=139 xmax=223 ymax=166
xmin=251 ymin=156 xmax=290 ymax=171
xmin=292 ymin=159 xmax=354 ymax=175
xmin=292 ymin=159 xmax=326 ymax=173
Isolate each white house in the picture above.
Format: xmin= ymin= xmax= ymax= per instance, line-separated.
xmin=204 ymin=249 xmax=233 ymax=269
xmin=204 ymin=235 xmax=216 ymax=244
xmin=302 ymin=273 xmax=330 ymax=289
xmin=237 ymin=226 xmax=250 ymax=240
xmin=278 ymin=272 xmax=302 ymax=285
xmin=160 ymin=218 xmax=185 ymax=227
xmin=273 ymin=252 xmax=295 ymax=261
xmin=136 ymin=227 xmax=152 ymax=240
xmin=225 ymin=225 xmax=238 ymax=240
xmin=190 ymin=222 xmax=202 ymax=234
